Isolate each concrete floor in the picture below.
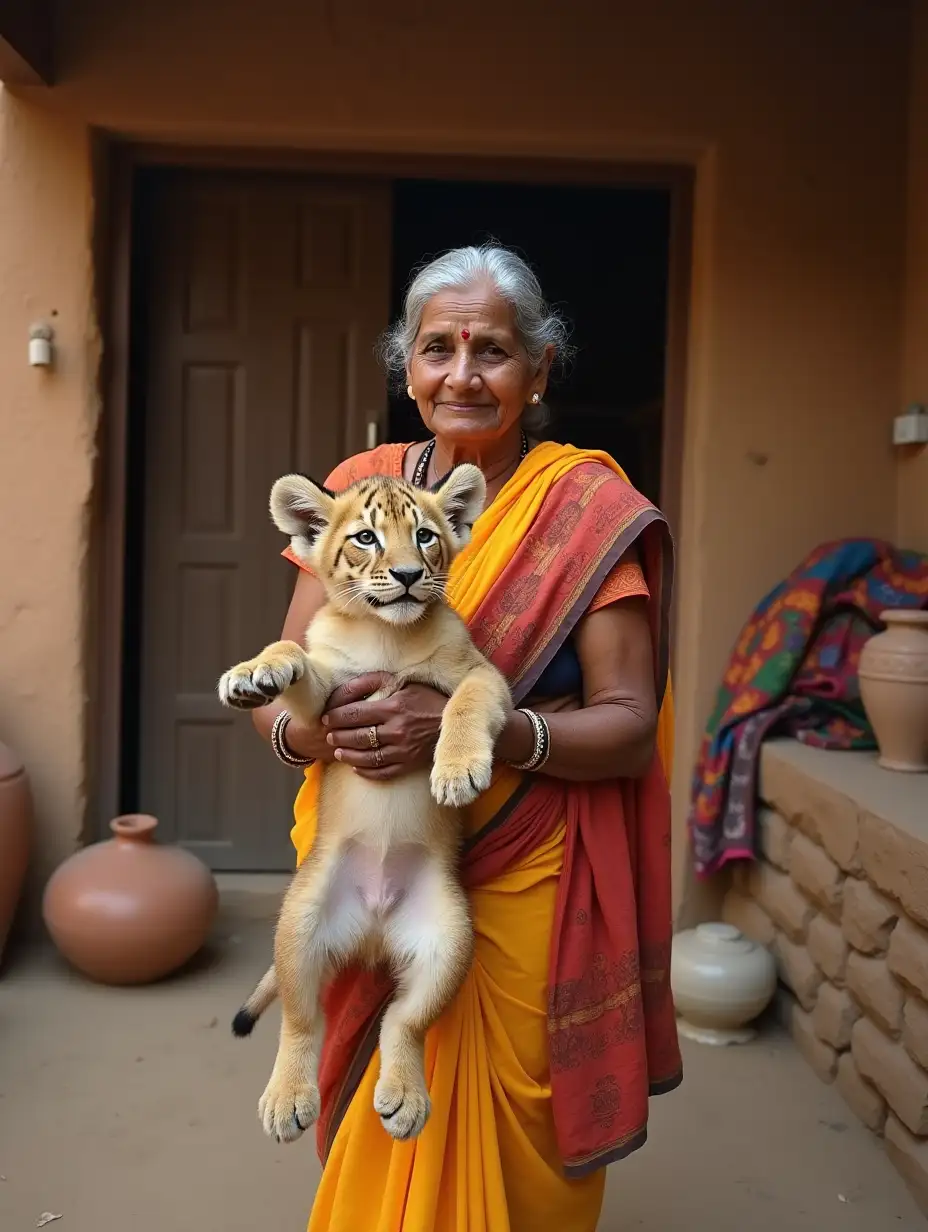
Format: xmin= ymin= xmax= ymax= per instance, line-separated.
xmin=0 ymin=892 xmax=922 ymax=1232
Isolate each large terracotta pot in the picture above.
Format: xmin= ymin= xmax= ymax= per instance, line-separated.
xmin=42 ymin=814 xmax=219 ymax=985
xmin=858 ymin=609 xmax=928 ymax=773
xmin=671 ymin=922 xmax=777 ymax=1046
xmin=0 ymin=739 xmax=31 ymax=969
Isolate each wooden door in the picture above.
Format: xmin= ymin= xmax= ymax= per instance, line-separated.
xmin=138 ymin=171 xmax=391 ymax=869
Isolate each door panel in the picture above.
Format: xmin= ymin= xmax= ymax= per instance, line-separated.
xmin=138 ymin=172 xmax=391 ymax=869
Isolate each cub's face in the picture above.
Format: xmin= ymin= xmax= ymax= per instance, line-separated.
xmin=270 ymin=464 xmax=487 ymax=627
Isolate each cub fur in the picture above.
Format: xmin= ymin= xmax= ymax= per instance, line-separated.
xmin=218 ymin=464 xmax=511 ymax=1145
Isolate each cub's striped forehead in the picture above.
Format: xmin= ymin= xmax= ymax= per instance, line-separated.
xmin=332 ymin=476 xmax=438 ymax=530
xmin=355 ymin=478 xmax=425 ymax=524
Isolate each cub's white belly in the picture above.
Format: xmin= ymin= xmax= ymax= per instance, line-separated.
xmin=320 ymin=762 xmax=445 ymax=854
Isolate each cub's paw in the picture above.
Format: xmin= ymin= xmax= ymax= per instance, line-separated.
xmin=374 ymin=1072 xmax=431 ymax=1141
xmin=218 ymin=643 xmax=305 ymax=711
xmin=430 ymin=750 xmax=493 ymax=808
xmin=257 ymin=1074 xmax=320 ymax=1144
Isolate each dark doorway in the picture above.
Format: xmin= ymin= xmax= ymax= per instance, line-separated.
xmin=387 ymin=178 xmax=672 ymax=505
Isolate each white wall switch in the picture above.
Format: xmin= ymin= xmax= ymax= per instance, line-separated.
xmin=893 ymin=405 xmax=928 ymax=446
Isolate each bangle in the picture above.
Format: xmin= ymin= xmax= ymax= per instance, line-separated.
xmin=508 ymin=708 xmax=551 ymax=772
xmin=270 ymin=711 xmax=316 ymax=768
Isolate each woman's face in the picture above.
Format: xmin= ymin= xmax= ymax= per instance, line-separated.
xmin=407 ymin=280 xmax=552 ymax=447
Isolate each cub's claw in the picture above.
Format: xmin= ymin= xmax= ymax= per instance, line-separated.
xmin=258 ymin=1076 xmax=320 ymax=1144
xmin=374 ymin=1073 xmax=431 ymax=1141
xmin=218 ymin=647 xmax=305 ymax=711
xmin=430 ymin=752 xmax=493 ymax=808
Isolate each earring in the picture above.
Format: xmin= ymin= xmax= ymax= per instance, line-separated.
xmin=531 ymin=393 xmax=541 ymax=405
xmin=407 ymin=385 xmax=415 ymax=400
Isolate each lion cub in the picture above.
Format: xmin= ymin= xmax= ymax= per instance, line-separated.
xmin=218 ymin=463 xmax=511 ymax=1145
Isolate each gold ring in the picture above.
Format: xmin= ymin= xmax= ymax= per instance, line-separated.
xmin=374 ymin=747 xmax=384 ymax=768
xmin=368 ymin=725 xmax=379 ymax=750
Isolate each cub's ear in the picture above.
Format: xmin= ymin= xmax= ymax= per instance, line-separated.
xmin=269 ymin=474 xmax=335 ymax=547
xmin=431 ymin=463 xmax=486 ymax=547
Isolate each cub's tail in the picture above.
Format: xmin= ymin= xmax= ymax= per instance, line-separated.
xmin=231 ymin=964 xmax=279 ymax=1038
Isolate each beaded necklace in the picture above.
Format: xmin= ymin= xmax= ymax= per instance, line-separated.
xmin=410 ymin=431 xmax=529 ymax=490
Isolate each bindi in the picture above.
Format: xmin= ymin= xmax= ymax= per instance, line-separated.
xmin=460 ymin=328 xmax=470 ymax=340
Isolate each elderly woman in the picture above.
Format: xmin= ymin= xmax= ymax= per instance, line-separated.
xmin=252 ymin=244 xmax=681 ymax=1231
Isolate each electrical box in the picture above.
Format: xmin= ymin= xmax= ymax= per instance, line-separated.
xmin=893 ymin=405 xmax=928 ymax=446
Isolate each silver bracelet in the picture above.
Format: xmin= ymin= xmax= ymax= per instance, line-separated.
xmin=270 ymin=710 xmax=316 ymax=768
xmin=509 ymin=708 xmax=551 ymax=772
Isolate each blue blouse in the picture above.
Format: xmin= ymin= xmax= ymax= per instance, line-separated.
xmin=531 ymin=638 xmax=583 ymax=697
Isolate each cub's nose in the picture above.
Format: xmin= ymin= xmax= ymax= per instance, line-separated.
xmin=389 ymin=566 xmax=424 ymax=589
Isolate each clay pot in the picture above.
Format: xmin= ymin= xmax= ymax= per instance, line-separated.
xmin=670 ymin=922 xmax=776 ymax=1046
xmin=0 ymin=740 xmax=31 ymax=970
xmin=42 ymin=814 xmax=219 ymax=985
xmin=859 ymin=609 xmax=928 ymax=773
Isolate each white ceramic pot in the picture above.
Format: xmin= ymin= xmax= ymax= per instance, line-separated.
xmin=671 ymin=922 xmax=777 ymax=1046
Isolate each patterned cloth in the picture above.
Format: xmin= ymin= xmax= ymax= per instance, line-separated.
xmin=689 ymin=538 xmax=928 ymax=878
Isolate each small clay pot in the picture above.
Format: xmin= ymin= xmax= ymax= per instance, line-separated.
xmin=0 ymin=740 xmax=31 ymax=970
xmin=671 ymin=922 xmax=777 ymax=1046
xmin=859 ymin=609 xmax=928 ymax=773
xmin=42 ymin=814 xmax=219 ymax=985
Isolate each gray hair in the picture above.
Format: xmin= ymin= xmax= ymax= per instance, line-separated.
xmin=379 ymin=244 xmax=572 ymax=435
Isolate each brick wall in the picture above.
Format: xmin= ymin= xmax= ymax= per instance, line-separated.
xmin=722 ymin=742 xmax=928 ymax=1216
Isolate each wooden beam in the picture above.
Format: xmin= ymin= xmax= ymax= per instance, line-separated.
xmin=0 ymin=0 xmax=53 ymax=86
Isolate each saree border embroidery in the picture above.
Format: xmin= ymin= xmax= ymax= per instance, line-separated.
xmin=548 ymin=983 xmax=642 ymax=1035
xmin=561 ymin=1062 xmax=685 ymax=1180
xmin=546 ymin=959 xmax=670 ymax=1037
xmin=547 ymin=951 xmax=642 ymax=1038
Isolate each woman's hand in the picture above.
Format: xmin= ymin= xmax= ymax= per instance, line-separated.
xmin=278 ymin=715 xmax=336 ymax=765
xmin=321 ymin=673 xmax=448 ymax=781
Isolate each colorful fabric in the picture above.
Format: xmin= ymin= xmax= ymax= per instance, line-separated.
xmin=689 ymin=537 xmax=928 ymax=878
xmin=283 ymin=440 xmax=680 ymax=1231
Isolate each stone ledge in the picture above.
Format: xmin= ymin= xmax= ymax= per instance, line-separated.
xmin=749 ymin=737 xmax=928 ymax=1212
xmin=760 ymin=740 xmax=928 ymax=921
xmin=760 ymin=739 xmax=927 ymax=845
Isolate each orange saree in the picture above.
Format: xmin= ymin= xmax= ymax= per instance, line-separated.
xmin=284 ymin=441 xmax=681 ymax=1230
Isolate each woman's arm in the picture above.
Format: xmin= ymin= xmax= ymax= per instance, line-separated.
xmin=250 ymin=568 xmax=336 ymax=764
xmin=494 ymin=595 xmax=658 ymax=780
